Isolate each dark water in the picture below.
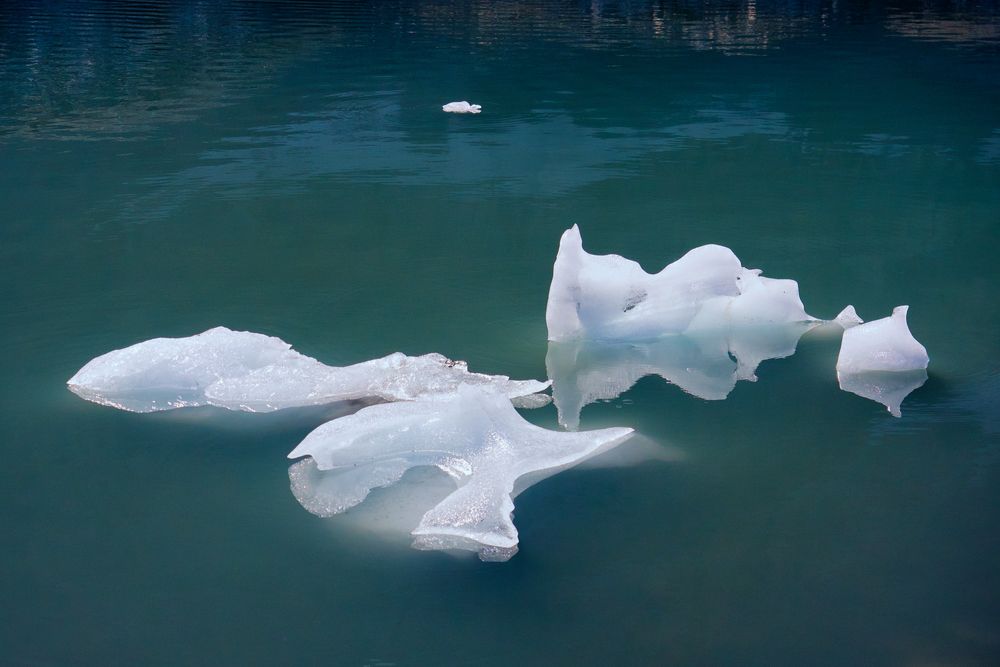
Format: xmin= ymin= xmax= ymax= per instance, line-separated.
xmin=2 ymin=1 xmax=999 ymax=664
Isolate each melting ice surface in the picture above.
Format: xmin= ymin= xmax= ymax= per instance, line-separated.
xmin=287 ymin=385 xmax=634 ymax=561
xmin=836 ymin=306 xmax=929 ymax=416
xmin=67 ymin=327 xmax=548 ymax=413
xmin=546 ymin=322 xmax=816 ymax=429
xmin=546 ymin=225 xmax=816 ymax=342
xmin=442 ymin=101 xmax=481 ymax=114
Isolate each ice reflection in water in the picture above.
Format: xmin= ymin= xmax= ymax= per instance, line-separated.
xmin=546 ymin=323 xmax=818 ymax=429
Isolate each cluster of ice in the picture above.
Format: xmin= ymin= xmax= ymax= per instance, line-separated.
xmin=545 ymin=225 xmax=816 ymax=342
xmin=835 ymin=306 xmax=929 ymax=416
xmin=287 ymin=384 xmax=633 ymax=561
xmin=546 ymin=322 xmax=815 ymax=429
xmin=67 ymin=327 xmax=548 ymax=413
xmin=442 ymin=101 xmax=481 ymax=114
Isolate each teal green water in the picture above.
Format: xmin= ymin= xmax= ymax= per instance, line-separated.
xmin=2 ymin=1 xmax=1000 ymax=664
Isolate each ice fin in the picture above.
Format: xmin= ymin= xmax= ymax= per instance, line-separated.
xmin=835 ymin=305 xmax=864 ymax=329
xmin=287 ymin=385 xmax=633 ymax=561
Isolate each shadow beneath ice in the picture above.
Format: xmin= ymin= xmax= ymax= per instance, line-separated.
xmin=546 ymin=322 xmax=818 ymax=429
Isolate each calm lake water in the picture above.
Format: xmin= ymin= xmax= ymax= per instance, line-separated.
xmin=2 ymin=1 xmax=999 ymax=664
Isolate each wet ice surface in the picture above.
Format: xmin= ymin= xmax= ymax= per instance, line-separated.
xmin=836 ymin=306 xmax=930 ymax=416
xmin=67 ymin=327 xmax=549 ymax=413
xmin=287 ymin=385 xmax=634 ymax=561
xmin=546 ymin=323 xmax=817 ymax=429
xmin=545 ymin=225 xmax=816 ymax=342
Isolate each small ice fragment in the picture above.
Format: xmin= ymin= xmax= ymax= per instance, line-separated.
xmin=442 ymin=101 xmax=481 ymax=114
xmin=287 ymin=385 xmax=633 ymax=561
xmin=67 ymin=327 xmax=548 ymax=413
xmin=835 ymin=306 xmax=929 ymax=374
xmin=835 ymin=305 xmax=864 ymax=329
xmin=545 ymin=225 xmax=816 ymax=342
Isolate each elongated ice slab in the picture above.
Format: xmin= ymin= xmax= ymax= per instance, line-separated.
xmin=836 ymin=306 xmax=928 ymax=374
xmin=67 ymin=327 xmax=548 ymax=413
xmin=546 ymin=322 xmax=816 ymax=429
xmin=545 ymin=225 xmax=815 ymax=342
xmin=287 ymin=385 xmax=634 ymax=561
xmin=442 ymin=101 xmax=481 ymax=114
xmin=835 ymin=306 xmax=929 ymax=416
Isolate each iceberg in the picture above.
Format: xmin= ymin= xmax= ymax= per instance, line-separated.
xmin=546 ymin=322 xmax=816 ymax=429
xmin=545 ymin=225 xmax=816 ymax=342
xmin=287 ymin=384 xmax=634 ymax=561
xmin=442 ymin=101 xmax=481 ymax=114
xmin=834 ymin=305 xmax=864 ymax=329
xmin=67 ymin=327 xmax=549 ymax=413
xmin=836 ymin=306 xmax=929 ymax=374
xmin=835 ymin=306 xmax=929 ymax=416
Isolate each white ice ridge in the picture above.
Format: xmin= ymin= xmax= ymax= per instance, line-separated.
xmin=836 ymin=306 xmax=929 ymax=416
xmin=545 ymin=225 xmax=817 ymax=342
xmin=287 ymin=384 xmax=634 ymax=561
xmin=67 ymin=327 xmax=549 ymax=413
xmin=834 ymin=305 xmax=864 ymax=329
xmin=442 ymin=101 xmax=481 ymax=114
xmin=546 ymin=322 xmax=816 ymax=429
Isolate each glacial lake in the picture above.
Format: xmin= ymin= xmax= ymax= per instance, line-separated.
xmin=2 ymin=1 xmax=999 ymax=664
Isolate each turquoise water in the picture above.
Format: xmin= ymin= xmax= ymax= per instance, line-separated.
xmin=2 ymin=1 xmax=999 ymax=664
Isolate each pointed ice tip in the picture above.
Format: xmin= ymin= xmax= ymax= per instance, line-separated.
xmin=893 ymin=305 xmax=909 ymax=319
xmin=835 ymin=305 xmax=864 ymax=329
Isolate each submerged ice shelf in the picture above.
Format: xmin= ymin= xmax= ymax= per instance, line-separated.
xmin=546 ymin=225 xmax=816 ymax=343
xmin=287 ymin=385 xmax=634 ymax=561
xmin=836 ymin=306 xmax=929 ymax=416
xmin=67 ymin=327 xmax=548 ymax=413
xmin=546 ymin=322 xmax=816 ymax=429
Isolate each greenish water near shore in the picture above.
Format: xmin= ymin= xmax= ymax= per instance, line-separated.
xmin=2 ymin=1 xmax=999 ymax=664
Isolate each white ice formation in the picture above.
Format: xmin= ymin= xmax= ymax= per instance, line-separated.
xmin=287 ymin=384 xmax=634 ymax=561
xmin=546 ymin=322 xmax=815 ymax=429
xmin=836 ymin=306 xmax=929 ymax=416
xmin=442 ymin=101 xmax=481 ymax=114
xmin=546 ymin=225 xmax=816 ymax=342
xmin=836 ymin=306 xmax=928 ymax=374
xmin=67 ymin=327 xmax=548 ymax=413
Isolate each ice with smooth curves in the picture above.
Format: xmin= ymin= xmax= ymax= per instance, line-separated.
xmin=67 ymin=327 xmax=549 ymax=413
xmin=546 ymin=322 xmax=816 ymax=429
xmin=287 ymin=384 xmax=634 ymax=561
xmin=545 ymin=225 xmax=816 ymax=342
xmin=836 ymin=306 xmax=929 ymax=416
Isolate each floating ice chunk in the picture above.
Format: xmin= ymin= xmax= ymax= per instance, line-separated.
xmin=837 ymin=369 xmax=928 ymax=417
xmin=835 ymin=306 xmax=929 ymax=416
xmin=836 ymin=306 xmax=929 ymax=374
xmin=546 ymin=322 xmax=816 ymax=429
xmin=67 ymin=327 xmax=548 ymax=413
xmin=545 ymin=225 xmax=815 ymax=342
xmin=287 ymin=385 xmax=633 ymax=561
xmin=442 ymin=101 xmax=481 ymax=114
xmin=835 ymin=305 xmax=864 ymax=329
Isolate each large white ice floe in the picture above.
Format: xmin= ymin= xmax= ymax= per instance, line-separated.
xmin=442 ymin=101 xmax=481 ymax=114
xmin=545 ymin=225 xmax=816 ymax=342
xmin=286 ymin=384 xmax=634 ymax=561
xmin=546 ymin=322 xmax=816 ymax=429
xmin=67 ymin=327 xmax=549 ymax=413
xmin=836 ymin=306 xmax=929 ymax=416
